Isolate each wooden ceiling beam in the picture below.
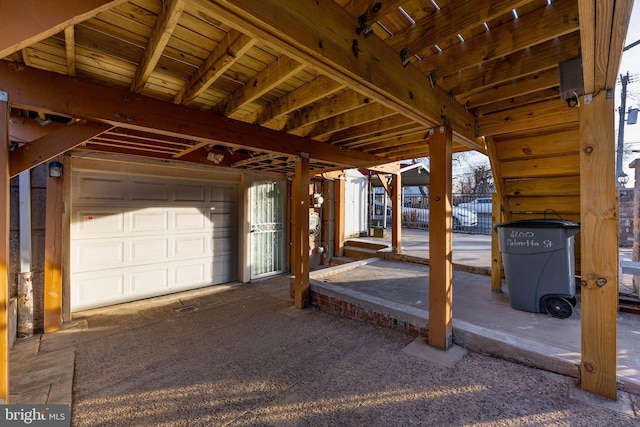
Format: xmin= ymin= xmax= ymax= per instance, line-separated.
xmin=216 ymin=55 xmax=306 ymax=116
xmin=131 ymin=0 xmax=185 ymax=93
xmin=386 ymin=0 xmax=532 ymax=55
xmin=327 ymin=115 xmax=417 ymax=146
xmin=420 ymin=0 xmax=579 ymax=79
xmin=0 ymin=61 xmax=387 ymax=169
xmin=443 ymin=33 xmax=581 ymax=100
xmin=0 ymin=0 xmax=130 ymax=59
xmin=193 ymin=0 xmax=483 ymax=152
xmin=175 ymin=29 xmax=256 ymax=105
xmin=291 ymin=103 xmax=396 ymax=140
xmin=478 ymin=98 xmax=580 ymax=136
xmin=474 ymin=88 xmax=560 ymax=117
xmin=10 ymin=120 xmax=113 ymax=177
xmin=242 ymin=75 xmax=344 ymax=126
xmin=341 ymin=123 xmax=426 ymax=148
xmin=343 ymin=0 xmax=407 ymax=28
xmin=463 ymin=68 xmax=559 ymax=108
xmin=281 ymin=90 xmax=373 ymax=132
xmin=64 ymin=26 xmax=76 ymax=76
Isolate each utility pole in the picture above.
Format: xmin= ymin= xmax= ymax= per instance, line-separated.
xmin=617 ymin=72 xmax=629 ymax=187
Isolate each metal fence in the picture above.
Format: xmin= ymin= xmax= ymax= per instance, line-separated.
xmin=370 ymin=192 xmax=494 ymax=235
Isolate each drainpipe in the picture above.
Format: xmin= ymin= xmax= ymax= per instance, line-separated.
xmin=18 ymin=171 xmax=33 ymax=338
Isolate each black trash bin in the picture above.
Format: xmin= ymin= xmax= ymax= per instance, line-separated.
xmin=494 ymin=219 xmax=580 ymax=319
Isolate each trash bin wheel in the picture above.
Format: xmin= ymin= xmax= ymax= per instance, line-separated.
xmin=567 ymin=296 xmax=577 ymax=307
xmin=542 ymin=296 xmax=574 ymax=319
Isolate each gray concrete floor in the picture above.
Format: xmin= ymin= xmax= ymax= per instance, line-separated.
xmin=7 ymin=228 xmax=640 ymax=425
xmin=11 ymin=276 xmax=640 ymax=426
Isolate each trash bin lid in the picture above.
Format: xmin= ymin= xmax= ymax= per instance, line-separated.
xmin=494 ymin=219 xmax=579 ymax=230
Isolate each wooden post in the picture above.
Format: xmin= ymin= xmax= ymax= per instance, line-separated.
xmin=579 ymin=91 xmax=618 ymax=400
xmin=0 ymin=93 xmax=9 ymax=403
xmin=491 ymin=193 xmax=503 ymax=292
xmin=428 ymin=127 xmax=453 ymax=350
xmin=485 ymin=136 xmax=505 ymax=293
xmin=293 ymin=154 xmax=310 ymax=308
xmin=44 ymin=156 xmax=64 ymax=332
xmin=334 ymin=173 xmax=345 ymax=257
xmin=391 ymin=172 xmax=401 ymax=253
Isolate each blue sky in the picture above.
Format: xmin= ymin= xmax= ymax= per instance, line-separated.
xmin=618 ymin=3 xmax=640 ymax=185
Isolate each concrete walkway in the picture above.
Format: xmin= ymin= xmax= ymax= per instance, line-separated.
xmin=10 ymin=277 xmax=640 ymax=425
xmin=6 ymin=228 xmax=640 ymax=425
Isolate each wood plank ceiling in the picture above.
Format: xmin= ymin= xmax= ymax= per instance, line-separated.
xmin=1 ymin=0 xmax=581 ymax=175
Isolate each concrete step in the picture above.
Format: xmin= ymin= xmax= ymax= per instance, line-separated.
xmin=344 ymin=239 xmax=389 ymax=251
xmin=343 ymin=245 xmax=380 ymax=261
xmin=330 ymin=256 xmax=355 ymax=266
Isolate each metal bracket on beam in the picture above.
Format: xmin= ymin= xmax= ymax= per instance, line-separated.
xmin=428 ymin=71 xmax=436 ymax=89
xmin=449 ymin=89 xmax=455 ymax=103
xmin=400 ymin=46 xmax=411 ymax=67
xmin=356 ymin=11 xmax=373 ymax=37
xmin=0 ymin=91 xmax=7 ymax=102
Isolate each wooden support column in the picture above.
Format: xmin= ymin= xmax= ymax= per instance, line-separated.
xmin=44 ymin=156 xmax=64 ymax=332
xmin=334 ymin=173 xmax=345 ymax=257
xmin=293 ymin=154 xmax=310 ymax=308
xmin=0 ymin=93 xmax=10 ymax=403
xmin=391 ymin=172 xmax=401 ymax=253
xmin=579 ymin=91 xmax=618 ymax=399
xmin=490 ymin=193 xmax=504 ymax=292
xmin=428 ymin=126 xmax=453 ymax=350
xmin=485 ymin=136 xmax=505 ymax=293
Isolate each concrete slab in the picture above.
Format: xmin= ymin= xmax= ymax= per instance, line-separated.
xmin=402 ymin=337 xmax=467 ymax=368
xmin=10 ymin=346 xmax=75 ymax=404
xmin=569 ymin=382 xmax=639 ymax=417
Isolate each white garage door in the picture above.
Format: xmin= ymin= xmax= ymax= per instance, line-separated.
xmin=71 ymin=170 xmax=238 ymax=311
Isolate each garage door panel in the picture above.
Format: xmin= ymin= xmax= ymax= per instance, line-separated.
xmin=175 ymin=184 xmax=207 ymax=202
xmin=131 ymin=238 xmax=168 ymax=261
xmin=75 ymin=211 xmax=125 ymax=235
xmin=173 ymin=263 xmax=208 ymax=287
xmin=174 ymin=235 xmax=207 ymax=257
xmin=75 ymin=240 xmax=125 ymax=270
xmin=131 ymin=181 xmax=170 ymax=201
xmin=72 ymin=171 xmax=238 ymax=311
xmin=131 ymin=210 xmax=169 ymax=232
xmin=175 ymin=209 xmax=207 ymax=230
xmin=131 ymin=269 xmax=169 ymax=293
xmin=76 ymin=176 xmax=126 ymax=201
xmin=73 ymin=273 xmax=125 ymax=309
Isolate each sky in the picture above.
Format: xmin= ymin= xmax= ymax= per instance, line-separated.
xmin=617 ymin=3 xmax=640 ymax=186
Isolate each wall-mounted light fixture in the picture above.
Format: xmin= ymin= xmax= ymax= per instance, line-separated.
xmin=48 ymin=161 xmax=63 ymax=178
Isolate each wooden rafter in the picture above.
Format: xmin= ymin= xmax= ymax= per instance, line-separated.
xmin=216 ymin=55 xmax=306 ymax=116
xmin=463 ymin=68 xmax=560 ymax=108
xmin=174 ymin=29 xmax=256 ymax=105
xmin=386 ymin=0 xmax=532 ymax=55
xmin=242 ymin=75 xmax=344 ymax=126
xmin=10 ymin=120 xmax=114 ymax=178
xmin=194 ymin=0 xmax=483 ymax=152
xmin=281 ymin=90 xmax=372 ymax=132
xmin=421 ymin=0 xmax=579 ymax=79
xmin=64 ymin=26 xmax=76 ymax=76
xmin=294 ymin=103 xmax=396 ymax=140
xmin=0 ymin=62 xmax=387 ymax=169
xmin=0 ymin=0 xmax=130 ymax=58
xmin=442 ymin=33 xmax=581 ymax=100
xmin=131 ymin=0 xmax=185 ymax=93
